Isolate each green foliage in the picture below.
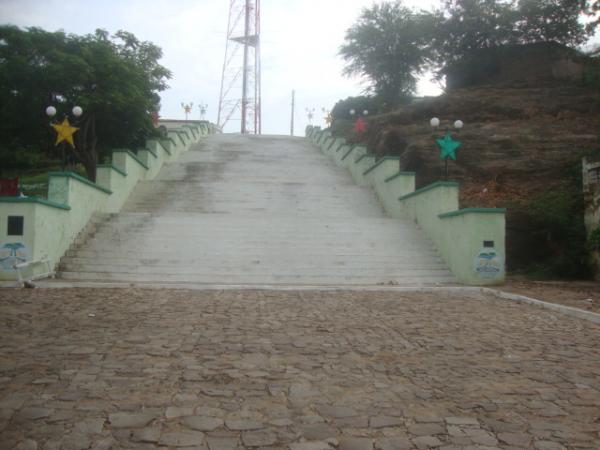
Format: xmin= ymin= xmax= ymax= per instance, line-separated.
xmin=514 ymin=171 xmax=590 ymax=279
xmin=588 ymin=228 xmax=600 ymax=251
xmin=0 ymin=26 xmax=171 ymax=177
xmin=330 ymin=96 xmax=384 ymax=120
xmin=339 ymin=3 xmax=437 ymax=106
xmin=340 ymin=0 xmax=595 ymax=98
xmin=435 ymin=0 xmax=591 ymax=66
xmin=434 ymin=0 xmax=517 ymax=66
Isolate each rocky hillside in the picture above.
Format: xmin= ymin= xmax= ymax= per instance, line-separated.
xmin=338 ymin=80 xmax=600 ymax=276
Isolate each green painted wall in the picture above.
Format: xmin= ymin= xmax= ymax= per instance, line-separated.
xmin=374 ymin=172 xmax=416 ymax=218
xmin=350 ymin=155 xmax=376 ymax=186
xmin=437 ymin=210 xmax=506 ymax=284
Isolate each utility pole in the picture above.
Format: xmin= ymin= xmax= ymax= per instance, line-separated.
xmin=290 ymin=90 xmax=295 ymax=136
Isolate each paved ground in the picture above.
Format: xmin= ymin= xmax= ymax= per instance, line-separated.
xmin=500 ymin=280 xmax=600 ymax=314
xmin=0 ymin=288 xmax=599 ymax=450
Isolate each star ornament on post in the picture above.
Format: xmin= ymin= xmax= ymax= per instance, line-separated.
xmin=436 ymin=131 xmax=461 ymax=161
xmin=353 ymin=117 xmax=368 ymax=134
xmin=430 ymin=118 xmax=464 ymax=180
xmin=51 ymin=118 xmax=79 ymax=147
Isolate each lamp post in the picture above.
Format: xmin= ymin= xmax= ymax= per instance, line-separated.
xmin=430 ymin=117 xmax=463 ymax=180
xmin=198 ymin=103 xmax=208 ymax=121
xmin=305 ymin=107 xmax=315 ymax=125
xmin=46 ymin=105 xmax=83 ymax=172
xmin=321 ymin=107 xmax=332 ymax=128
xmin=181 ymin=102 xmax=194 ymax=121
xmin=350 ymin=108 xmax=369 ymax=134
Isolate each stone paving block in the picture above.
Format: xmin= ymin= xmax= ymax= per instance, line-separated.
xmin=12 ymin=440 xmax=38 ymax=450
xmin=339 ymin=437 xmax=373 ymax=450
xmin=408 ymin=423 xmax=446 ymax=436
xmin=534 ymin=441 xmax=568 ymax=450
xmin=335 ymin=416 xmax=369 ymax=428
xmin=225 ymin=419 xmax=264 ymax=431
xmin=166 ymin=406 xmax=194 ymax=419
xmin=497 ymin=432 xmax=532 ymax=446
xmin=242 ymin=430 xmax=277 ymax=447
xmin=288 ymin=443 xmax=331 ymax=450
xmin=159 ymin=430 xmax=206 ymax=447
xmin=301 ymin=423 xmax=338 ymax=440
xmin=375 ymin=437 xmax=412 ymax=450
xmin=444 ymin=417 xmax=479 ymax=426
xmin=412 ymin=435 xmax=443 ymax=449
xmin=15 ymin=407 xmax=53 ymax=421
xmin=74 ymin=418 xmax=105 ymax=435
xmin=206 ymin=436 xmax=239 ymax=450
xmin=183 ymin=416 xmax=224 ymax=432
xmin=132 ymin=427 xmax=162 ymax=443
xmin=463 ymin=428 xmax=498 ymax=445
xmin=108 ymin=412 xmax=155 ymax=428
xmin=60 ymin=433 xmax=93 ymax=450
xmin=369 ymin=416 xmax=403 ymax=428
xmin=271 ymin=418 xmax=294 ymax=427
xmin=315 ymin=405 xmax=357 ymax=418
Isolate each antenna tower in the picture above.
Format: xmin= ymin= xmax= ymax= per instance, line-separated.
xmin=217 ymin=0 xmax=261 ymax=134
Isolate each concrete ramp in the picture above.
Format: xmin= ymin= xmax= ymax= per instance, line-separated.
xmin=59 ymin=135 xmax=455 ymax=285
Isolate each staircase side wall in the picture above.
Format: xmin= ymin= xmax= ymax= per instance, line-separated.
xmin=0 ymin=124 xmax=214 ymax=281
xmin=306 ymin=125 xmax=506 ymax=285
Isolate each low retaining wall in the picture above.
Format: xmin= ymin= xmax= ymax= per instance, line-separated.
xmin=0 ymin=122 xmax=216 ymax=281
xmin=306 ymin=125 xmax=506 ymax=285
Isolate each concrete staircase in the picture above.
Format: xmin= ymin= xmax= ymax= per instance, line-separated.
xmin=59 ymin=134 xmax=455 ymax=286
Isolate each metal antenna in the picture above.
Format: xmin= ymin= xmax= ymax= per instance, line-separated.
xmin=217 ymin=0 xmax=261 ymax=134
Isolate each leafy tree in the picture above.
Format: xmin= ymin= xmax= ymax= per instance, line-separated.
xmin=0 ymin=26 xmax=171 ymax=181
xmin=339 ymin=3 xmax=437 ymax=106
xmin=435 ymin=0 xmax=593 ymax=67
xmin=516 ymin=0 xmax=590 ymax=45
xmin=433 ymin=0 xmax=518 ymax=66
xmin=339 ymin=0 xmax=595 ymax=99
xmin=330 ymin=95 xmax=384 ymax=120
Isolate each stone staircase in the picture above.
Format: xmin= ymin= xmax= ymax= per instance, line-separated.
xmin=59 ymin=134 xmax=455 ymax=286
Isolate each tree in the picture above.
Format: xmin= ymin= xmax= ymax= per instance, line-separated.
xmin=339 ymin=3 xmax=437 ymax=106
xmin=339 ymin=0 xmax=595 ymax=99
xmin=434 ymin=0 xmax=593 ymax=67
xmin=432 ymin=0 xmax=518 ymax=65
xmin=0 ymin=26 xmax=171 ymax=181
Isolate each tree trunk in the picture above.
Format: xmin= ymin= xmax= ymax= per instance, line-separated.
xmin=72 ymin=112 xmax=99 ymax=182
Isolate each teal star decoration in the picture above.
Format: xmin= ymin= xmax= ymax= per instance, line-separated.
xmin=436 ymin=131 xmax=461 ymax=161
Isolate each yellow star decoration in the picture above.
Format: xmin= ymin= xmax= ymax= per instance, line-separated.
xmin=51 ymin=118 xmax=79 ymax=147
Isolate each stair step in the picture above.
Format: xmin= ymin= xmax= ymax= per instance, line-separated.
xmin=59 ymin=134 xmax=456 ymax=286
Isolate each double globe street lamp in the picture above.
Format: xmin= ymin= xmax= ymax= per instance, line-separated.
xmin=46 ymin=105 xmax=83 ymax=171
xmin=430 ymin=117 xmax=464 ymax=180
xmin=350 ymin=108 xmax=369 ymax=134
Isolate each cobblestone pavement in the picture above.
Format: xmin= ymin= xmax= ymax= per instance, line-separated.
xmin=0 ymin=288 xmax=599 ymax=450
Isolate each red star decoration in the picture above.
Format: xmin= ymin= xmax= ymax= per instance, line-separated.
xmin=353 ymin=117 xmax=367 ymax=133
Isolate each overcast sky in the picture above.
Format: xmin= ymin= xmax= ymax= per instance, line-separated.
xmin=1 ymin=0 xmax=440 ymax=135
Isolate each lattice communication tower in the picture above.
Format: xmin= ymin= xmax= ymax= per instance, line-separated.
xmin=217 ymin=0 xmax=261 ymax=134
